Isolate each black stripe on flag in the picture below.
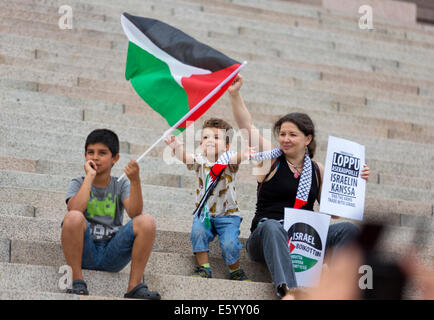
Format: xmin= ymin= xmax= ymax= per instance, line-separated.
xmin=123 ymin=13 xmax=240 ymax=72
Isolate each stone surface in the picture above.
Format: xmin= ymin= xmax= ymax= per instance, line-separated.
xmin=322 ymin=0 xmax=417 ymax=25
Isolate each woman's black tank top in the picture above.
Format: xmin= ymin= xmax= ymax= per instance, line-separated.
xmin=251 ymin=154 xmax=319 ymax=232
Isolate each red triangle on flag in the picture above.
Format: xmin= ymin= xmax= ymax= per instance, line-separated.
xmin=289 ymin=242 xmax=296 ymax=253
xmin=179 ymin=64 xmax=240 ymax=129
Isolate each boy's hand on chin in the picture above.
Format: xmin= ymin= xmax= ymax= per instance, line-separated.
xmin=84 ymin=160 xmax=97 ymax=178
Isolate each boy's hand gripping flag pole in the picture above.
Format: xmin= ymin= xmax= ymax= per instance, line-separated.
xmin=118 ymin=61 xmax=247 ymax=182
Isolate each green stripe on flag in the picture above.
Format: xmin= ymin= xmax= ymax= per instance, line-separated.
xmin=125 ymin=41 xmax=190 ymax=131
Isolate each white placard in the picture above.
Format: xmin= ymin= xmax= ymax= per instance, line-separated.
xmin=319 ymin=136 xmax=366 ymax=221
xmin=284 ymin=208 xmax=331 ymax=287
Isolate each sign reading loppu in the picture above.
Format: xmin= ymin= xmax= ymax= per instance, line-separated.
xmin=284 ymin=208 xmax=330 ymax=287
xmin=320 ymin=136 xmax=366 ymax=221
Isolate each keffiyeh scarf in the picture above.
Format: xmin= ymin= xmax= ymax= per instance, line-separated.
xmin=250 ymin=148 xmax=312 ymax=209
xmin=193 ymin=151 xmax=237 ymax=229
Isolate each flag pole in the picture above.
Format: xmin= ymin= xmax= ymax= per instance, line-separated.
xmin=118 ymin=61 xmax=247 ymax=182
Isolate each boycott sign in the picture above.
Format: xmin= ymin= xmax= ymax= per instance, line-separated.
xmin=284 ymin=208 xmax=330 ymax=287
xmin=320 ymin=136 xmax=366 ymax=221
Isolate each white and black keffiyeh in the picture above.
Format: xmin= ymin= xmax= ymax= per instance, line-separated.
xmin=250 ymin=148 xmax=312 ymax=209
xmin=193 ymin=151 xmax=237 ymax=228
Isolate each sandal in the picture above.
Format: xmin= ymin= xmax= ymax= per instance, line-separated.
xmin=66 ymin=279 xmax=89 ymax=295
xmin=124 ymin=283 xmax=161 ymax=300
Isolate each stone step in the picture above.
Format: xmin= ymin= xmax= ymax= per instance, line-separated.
xmin=0 ymin=113 xmax=162 ymax=148
xmin=24 ymin=0 xmax=434 ymax=44
xmin=0 ymin=78 xmax=38 ymax=91
xmin=79 ymin=0 xmax=434 ymax=44
xmin=235 ymin=21 xmax=434 ymax=65
xmin=30 ymin=77 xmax=434 ymax=128
xmin=86 ymin=102 xmax=434 ymax=141
xmin=226 ymin=0 xmax=434 ymax=42
xmin=2 ymin=154 xmax=434 ymax=203
xmin=10 ymin=49 xmax=410 ymax=109
xmin=3 ymin=10 xmax=433 ymax=83
xmin=0 ymin=170 xmax=258 ymax=212
xmin=0 ymin=87 xmax=124 ymax=113
xmin=1 ymin=72 xmax=432 ymax=138
xmin=0 ymin=262 xmax=276 ymax=299
xmin=0 ymin=64 xmax=77 ymax=87
xmin=0 ymin=194 xmax=418 ymax=239
xmin=0 ymin=214 xmax=252 ymax=257
xmin=0 ymin=171 xmax=432 ymax=226
xmin=0 ymin=289 xmax=138 ymax=300
xmin=3 ymin=114 xmax=432 ymax=166
xmin=7 ymin=239 xmax=272 ymax=283
xmin=0 ymin=0 xmax=419 ymax=50
xmin=8 ymin=152 xmax=432 ymax=202
xmin=318 ymin=10 xmax=434 ymax=44
xmin=241 ymin=81 xmax=434 ymax=125
xmin=4 ymin=30 xmax=434 ymax=97
xmin=4 ymin=2 xmax=434 ymax=71
xmin=0 ymin=208 xmax=432 ymax=259
xmin=0 ymin=289 xmax=81 ymax=300
xmin=18 ymin=153 xmax=433 ymax=190
xmin=2 ymin=79 xmax=433 ymax=140
xmin=0 ymin=79 xmax=433 ymax=142
xmin=1 ymin=119 xmax=434 ymax=176
xmin=1 ymin=212 xmax=432 ymax=270
xmin=2 ymin=188 xmax=433 ymax=230
xmin=2 ymin=91 xmax=433 ymax=145
xmin=16 ymin=172 xmax=434 ymax=222
xmin=208 ymin=29 xmax=434 ymax=69
xmin=0 ymin=0 xmax=238 ymax=38
xmin=0 ymin=98 xmax=84 ymax=122
xmin=3 ymin=0 xmax=434 ymax=85
xmin=200 ymin=5 xmax=434 ymax=75
xmin=2 ymin=77 xmax=433 ymax=137
xmin=4 ymin=51 xmax=432 ymax=116
xmin=2 ymin=23 xmax=434 ymax=94
xmin=0 ymin=203 xmax=35 ymax=218
xmin=2 ymin=128 xmax=433 ymax=183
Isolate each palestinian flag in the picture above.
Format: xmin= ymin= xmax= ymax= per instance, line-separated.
xmin=121 ymin=13 xmax=244 ymax=132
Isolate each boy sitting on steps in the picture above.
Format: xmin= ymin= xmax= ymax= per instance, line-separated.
xmin=61 ymin=128 xmax=160 ymax=299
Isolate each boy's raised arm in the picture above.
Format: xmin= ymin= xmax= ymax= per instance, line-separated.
xmin=67 ymin=160 xmax=96 ymax=212
xmin=164 ymin=135 xmax=194 ymax=165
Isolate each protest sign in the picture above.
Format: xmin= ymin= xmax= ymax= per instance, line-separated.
xmin=284 ymin=208 xmax=330 ymax=287
xmin=319 ymin=136 xmax=366 ymax=221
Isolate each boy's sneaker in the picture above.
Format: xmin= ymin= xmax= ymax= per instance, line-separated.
xmin=229 ymin=268 xmax=251 ymax=281
xmin=192 ymin=266 xmax=212 ymax=278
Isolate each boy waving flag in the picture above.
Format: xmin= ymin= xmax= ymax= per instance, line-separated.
xmin=119 ymin=13 xmax=246 ymax=180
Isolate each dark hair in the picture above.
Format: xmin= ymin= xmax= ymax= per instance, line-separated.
xmin=85 ymin=129 xmax=119 ymax=157
xmin=273 ymin=113 xmax=316 ymax=158
xmin=202 ymin=118 xmax=233 ymax=145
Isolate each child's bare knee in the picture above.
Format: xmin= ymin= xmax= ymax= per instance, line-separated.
xmin=133 ymin=214 xmax=156 ymax=235
xmin=63 ymin=210 xmax=86 ymax=230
